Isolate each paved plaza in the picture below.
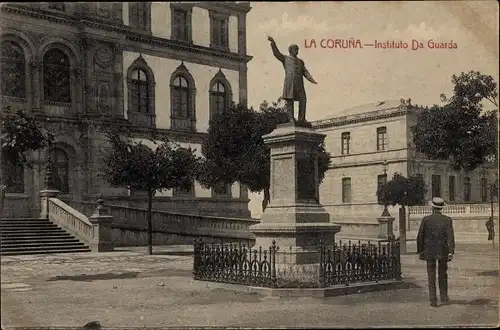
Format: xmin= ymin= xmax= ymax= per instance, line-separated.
xmin=1 ymin=244 xmax=498 ymax=328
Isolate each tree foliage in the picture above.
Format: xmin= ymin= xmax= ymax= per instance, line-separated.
xmin=1 ymin=108 xmax=53 ymax=214
xmin=197 ymin=100 xmax=332 ymax=211
xmin=100 ymin=133 xmax=199 ymax=254
xmin=411 ymin=71 xmax=498 ymax=172
xmin=1 ymin=108 xmax=53 ymax=167
xmin=377 ymin=173 xmax=427 ymax=207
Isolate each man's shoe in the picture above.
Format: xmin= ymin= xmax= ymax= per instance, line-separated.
xmin=430 ymin=301 xmax=438 ymax=307
xmin=441 ymin=297 xmax=450 ymax=304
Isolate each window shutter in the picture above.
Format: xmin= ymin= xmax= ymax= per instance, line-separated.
xmin=222 ymin=20 xmax=228 ymax=47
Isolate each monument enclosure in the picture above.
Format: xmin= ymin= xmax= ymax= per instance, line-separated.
xmin=249 ymin=121 xmax=341 ymax=265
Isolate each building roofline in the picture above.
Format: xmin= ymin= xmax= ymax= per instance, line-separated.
xmin=312 ymin=98 xmax=426 ymax=129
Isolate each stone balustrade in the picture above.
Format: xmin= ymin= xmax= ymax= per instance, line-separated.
xmin=68 ymin=200 xmax=259 ymax=246
xmin=409 ymin=203 xmax=498 ymax=217
xmin=40 ymin=189 xmax=114 ymax=252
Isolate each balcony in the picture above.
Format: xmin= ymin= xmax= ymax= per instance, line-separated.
xmin=170 ymin=117 xmax=196 ymax=132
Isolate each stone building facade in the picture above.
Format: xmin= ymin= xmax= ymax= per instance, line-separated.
xmin=0 ymin=2 xmax=253 ymax=218
xmin=312 ymin=98 xmax=497 ymax=222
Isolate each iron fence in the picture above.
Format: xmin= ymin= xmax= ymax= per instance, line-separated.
xmin=193 ymin=238 xmax=278 ymax=287
xmin=319 ymin=238 xmax=402 ymax=287
xmin=193 ymin=237 xmax=402 ymax=288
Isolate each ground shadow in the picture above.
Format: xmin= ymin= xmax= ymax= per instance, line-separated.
xmin=185 ymin=288 xmax=264 ymax=305
xmin=152 ymin=251 xmax=194 ymax=256
xmin=476 ymin=270 xmax=498 ymax=277
xmin=445 ymin=298 xmax=494 ymax=306
xmin=46 ymin=272 xmax=139 ymax=282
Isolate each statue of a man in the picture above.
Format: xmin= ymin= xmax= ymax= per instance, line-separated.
xmin=268 ymin=36 xmax=317 ymax=124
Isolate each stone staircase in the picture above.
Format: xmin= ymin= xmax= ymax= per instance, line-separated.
xmin=0 ymin=217 xmax=91 ymax=256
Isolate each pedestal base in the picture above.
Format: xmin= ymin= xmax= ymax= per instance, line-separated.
xmin=377 ymin=215 xmax=395 ymax=239
xmin=249 ymin=222 xmax=341 ymax=264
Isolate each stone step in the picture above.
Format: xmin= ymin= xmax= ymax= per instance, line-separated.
xmin=1 ymin=240 xmax=85 ymax=248
xmin=0 ymin=228 xmax=66 ymax=234
xmin=0 ymin=223 xmax=60 ymax=229
xmin=0 ymin=231 xmax=69 ymax=238
xmin=0 ymin=247 xmax=91 ymax=256
xmin=0 ymin=218 xmax=49 ymax=223
xmin=1 ymin=243 xmax=89 ymax=252
xmin=0 ymin=234 xmax=74 ymax=242
xmin=1 ymin=237 xmax=80 ymax=245
xmin=0 ymin=218 xmax=41 ymax=221
xmin=0 ymin=217 xmax=91 ymax=256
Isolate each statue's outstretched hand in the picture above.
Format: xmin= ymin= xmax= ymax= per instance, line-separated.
xmin=267 ymin=36 xmax=274 ymax=43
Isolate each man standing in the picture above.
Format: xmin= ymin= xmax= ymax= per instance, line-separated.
xmin=417 ymin=197 xmax=455 ymax=307
xmin=267 ymin=36 xmax=317 ymax=124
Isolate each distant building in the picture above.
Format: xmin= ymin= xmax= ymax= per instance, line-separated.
xmin=1 ymin=2 xmax=252 ymax=218
xmin=312 ymin=98 xmax=497 ymax=222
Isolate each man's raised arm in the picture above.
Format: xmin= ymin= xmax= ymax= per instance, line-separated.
xmin=268 ymin=36 xmax=285 ymax=62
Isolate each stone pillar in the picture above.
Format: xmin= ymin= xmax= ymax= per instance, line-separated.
xmin=249 ymin=122 xmax=341 ymax=265
xmin=88 ymin=194 xmax=114 ymax=252
xmin=38 ymin=161 xmax=60 ymax=219
xmin=30 ymin=61 xmax=42 ymax=113
xmin=377 ymin=207 xmax=395 ymax=239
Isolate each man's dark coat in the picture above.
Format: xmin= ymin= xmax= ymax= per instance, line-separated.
xmin=417 ymin=211 xmax=455 ymax=260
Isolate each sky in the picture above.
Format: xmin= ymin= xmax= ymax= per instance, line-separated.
xmin=244 ymin=1 xmax=499 ymax=218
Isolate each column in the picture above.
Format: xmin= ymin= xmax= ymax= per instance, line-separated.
xmin=30 ymin=61 xmax=42 ymax=113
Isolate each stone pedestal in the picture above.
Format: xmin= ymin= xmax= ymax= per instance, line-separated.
xmin=88 ymin=196 xmax=114 ymax=252
xmin=39 ymin=189 xmax=60 ymax=219
xmin=249 ymin=122 xmax=341 ymax=265
xmin=377 ymin=212 xmax=395 ymax=239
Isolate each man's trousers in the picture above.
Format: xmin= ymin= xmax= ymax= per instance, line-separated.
xmin=426 ymin=259 xmax=449 ymax=303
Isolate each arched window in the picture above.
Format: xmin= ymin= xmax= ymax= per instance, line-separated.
xmin=210 ymin=82 xmax=226 ymax=116
xmin=0 ymin=40 xmax=26 ymax=98
xmin=130 ymin=68 xmax=149 ymax=113
xmin=209 ymin=71 xmax=232 ymax=118
xmin=43 ymin=48 xmax=71 ymax=103
xmin=126 ymin=56 xmax=156 ymax=127
xmin=170 ymin=62 xmax=196 ymax=131
xmin=50 ymin=148 xmax=69 ymax=194
xmin=171 ymin=75 xmax=190 ymax=118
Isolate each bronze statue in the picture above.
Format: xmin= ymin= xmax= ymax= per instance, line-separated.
xmin=268 ymin=36 xmax=317 ymax=124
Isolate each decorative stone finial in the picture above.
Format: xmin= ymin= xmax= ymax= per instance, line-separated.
xmin=91 ymin=193 xmax=107 ymax=217
xmin=96 ymin=193 xmax=104 ymax=208
xmin=381 ymin=205 xmax=391 ymax=217
xmin=44 ymin=162 xmax=55 ymax=190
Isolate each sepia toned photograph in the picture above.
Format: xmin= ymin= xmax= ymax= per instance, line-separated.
xmin=0 ymin=1 xmax=498 ymax=329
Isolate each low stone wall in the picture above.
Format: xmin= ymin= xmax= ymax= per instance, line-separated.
xmin=1 ymin=194 xmax=31 ymax=218
xmin=68 ymin=200 xmax=259 ymax=247
xmin=110 ymin=226 xmax=253 ymax=247
xmin=333 ymin=221 xmax=380 ymax=239
xmin=88 ymin=195 xmax=251 ymax=218
xmin=409 ymin=215 xmax=499 ymax=233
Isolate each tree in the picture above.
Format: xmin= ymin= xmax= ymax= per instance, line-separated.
xmin=377 ymin=173 xmax=427 ymax=210
xmin=411 ymin=71 xmax=498 ymax=172
xmin=100 ymin=133 xmax=199 ymax=255
xmin=197 ymin=100 xmax=331 ymax=212
xmin=0 ymin=108 xmax=53 ymax=214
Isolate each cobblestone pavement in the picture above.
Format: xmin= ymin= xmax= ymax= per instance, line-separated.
xmin=1 ymin=245 xmax=498 ymax=328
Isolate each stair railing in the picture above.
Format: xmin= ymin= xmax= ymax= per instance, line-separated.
xmin=40 ymin=189 xmax=114 ymax=252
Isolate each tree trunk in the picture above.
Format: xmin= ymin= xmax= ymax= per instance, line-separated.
xmin=398 ymin=206 xmax=407 ymax=254
xmin=262 ymin=187 xmax=270 ymax=212
xmin=147 ymin=189 xmax=153 ymax=255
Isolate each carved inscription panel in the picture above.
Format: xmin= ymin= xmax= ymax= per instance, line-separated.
xmin=271 ymin=156 xmax=294 ymax=204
